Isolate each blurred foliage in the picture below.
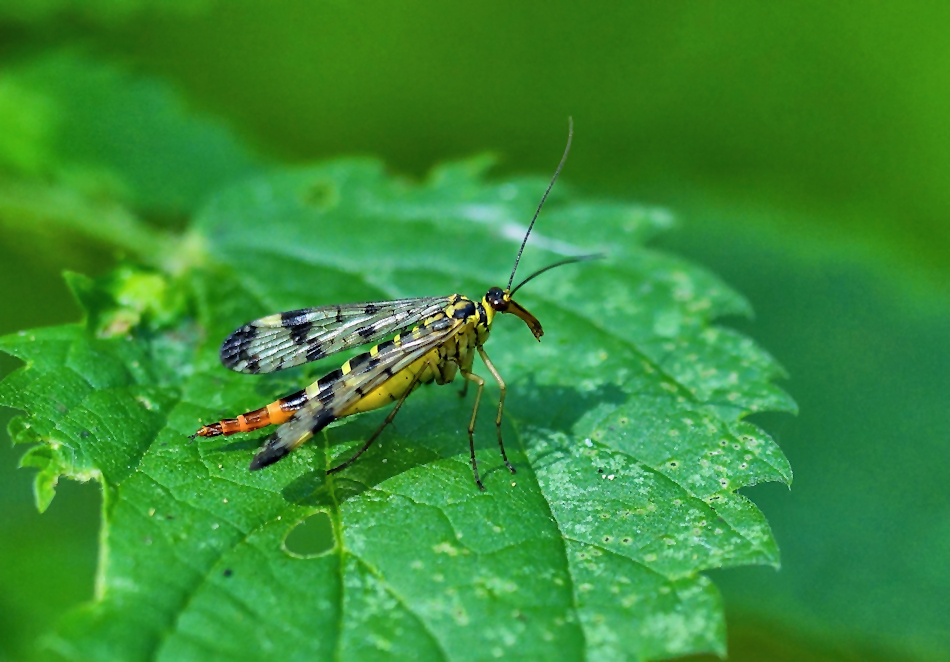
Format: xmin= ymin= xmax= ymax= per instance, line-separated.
xmin=0 ymin=53 xmax=261 ymax=219
xmin=0 ymin=2 xmax=948 ymax=661
xmin=0 ymin=0 xmax=213 ymax=25
xmin=91 ymin=1 xmax=950 ymax=278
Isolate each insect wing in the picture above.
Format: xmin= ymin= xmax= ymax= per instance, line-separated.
xmin=249 ymin=315 xmax=462 ymax=468
xmin=220 ymin=296 xmax=452 ymax=374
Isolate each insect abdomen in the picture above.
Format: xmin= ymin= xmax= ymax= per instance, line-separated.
xmin=192 ymin=388 xmax=309 ymax=438
xmin=339 ymin=348 xmax=442 ymax=416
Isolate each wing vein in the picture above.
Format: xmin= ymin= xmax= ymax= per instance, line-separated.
xmin=220 ymin=296 xmax=453 ymax=374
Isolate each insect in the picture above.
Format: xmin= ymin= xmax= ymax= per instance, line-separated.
xmin=192 ymin=118 xmax=594 ymax=489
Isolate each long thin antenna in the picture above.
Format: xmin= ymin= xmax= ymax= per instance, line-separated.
xmin=509 ymin=254 xmax=603 ymax=296
xmin=507 ymin=117 xmax=574 ymax=291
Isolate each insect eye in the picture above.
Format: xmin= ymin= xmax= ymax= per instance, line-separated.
xmin=485 ymin=287 xmax=508 ymax=311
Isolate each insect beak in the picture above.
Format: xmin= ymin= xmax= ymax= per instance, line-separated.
xmin=505 ymin=298 xmax=544 ymax=341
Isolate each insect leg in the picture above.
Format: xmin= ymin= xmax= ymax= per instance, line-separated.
xmin=326 ymin=367 xmax=424 ymax=476
xmin=461 ymin=369 xmax=487 ymax=491
xmin=457 ymin=351 xmax=474 ymax=397
xmin=477 ymin=347 xmax=515 ymax=474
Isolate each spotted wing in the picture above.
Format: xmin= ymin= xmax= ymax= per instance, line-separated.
xmin=220 ymin=296 xmax=452 ymax=374
xmin=248 ymin=314 xmax=463 ymax=469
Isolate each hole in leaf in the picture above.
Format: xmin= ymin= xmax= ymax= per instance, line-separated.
xmin=283 ymin=512 xmax=335 ymax=558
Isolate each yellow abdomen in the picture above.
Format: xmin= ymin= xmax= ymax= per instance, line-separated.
xmin=337 ymin=347 xmax=443 ymax=416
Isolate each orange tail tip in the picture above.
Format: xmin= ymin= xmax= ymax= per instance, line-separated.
xmin=192 ymin=423 xmax=224 ymax=438
xmin=192 ymin=416 xmax=255 ymax=438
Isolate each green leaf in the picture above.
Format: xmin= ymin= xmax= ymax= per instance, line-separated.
xmin=0 ymin=160 xmax=792 ymax=661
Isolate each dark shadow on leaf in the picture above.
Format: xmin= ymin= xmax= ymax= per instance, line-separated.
xmin=508 ymin=375 xmax=627 ymax=431
xmin=282 ymin=469 xmax=333 ymax=507
xmin=218 ymin=436 xmax=267 ymax=453
xmin=272 ymin=377 xmax=628 ymax=505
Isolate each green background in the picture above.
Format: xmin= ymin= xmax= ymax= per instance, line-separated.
xmin=1 ymin=2 xmax=947 ymax=661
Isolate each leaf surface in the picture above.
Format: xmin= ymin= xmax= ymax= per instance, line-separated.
xmin=1 ymin=160 xmax=793 ymax=661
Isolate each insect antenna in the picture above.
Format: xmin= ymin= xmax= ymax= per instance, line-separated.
xmin=507 ymin=117 xmax=574 ymax=291
xmin=509 ymin=254 xmax=603 ymax=296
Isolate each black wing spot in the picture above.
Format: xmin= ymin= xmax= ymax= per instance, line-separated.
xmin=336 ymin=307 xmax=344 ymax=323
xmin=249 ymin=442 xmax=289 ymax=470
xmin=310 ymin=411 xmax=335 ymax=434
xmin=220 ymin=325 xmax=256 ymax=368
xmin=307 ymin=344 xmax=327 ymax=362
xmin=318 ymin=368 xmax=344 ymax=389
xmin=281 ymin=310 xmax=309 ymax=327
xmin=348 ymin=352 xmax=372 ymax=371
xmin=364 ymin=303 xmax=378 ymax=315
xmin=318 ymin=385 xmax=337 ymax=403
xmin=280 ymin=389 xmax=310 ymax=411
xmin=289 ymin=320 xmax=313 ymax=346
xmin=358 ymin=324 xmax=376 ymax=338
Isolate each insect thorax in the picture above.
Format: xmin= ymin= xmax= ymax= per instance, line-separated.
xmin=424 ymin=295 xmax=491 ymax=376
xmin=439 ymin=294 xmax=490 ymax=332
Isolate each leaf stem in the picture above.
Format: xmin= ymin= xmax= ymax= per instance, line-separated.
xmin=0 ymin=178 xmax=181 ymax=269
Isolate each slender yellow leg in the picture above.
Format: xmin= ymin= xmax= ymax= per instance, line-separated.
xmin=461 ymin=369 xmax=486 ymax=490
xmin=477 ymin=346 xmax=515 ymax=474
xmin=327 ymin=366 xmax=424 ymax=475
